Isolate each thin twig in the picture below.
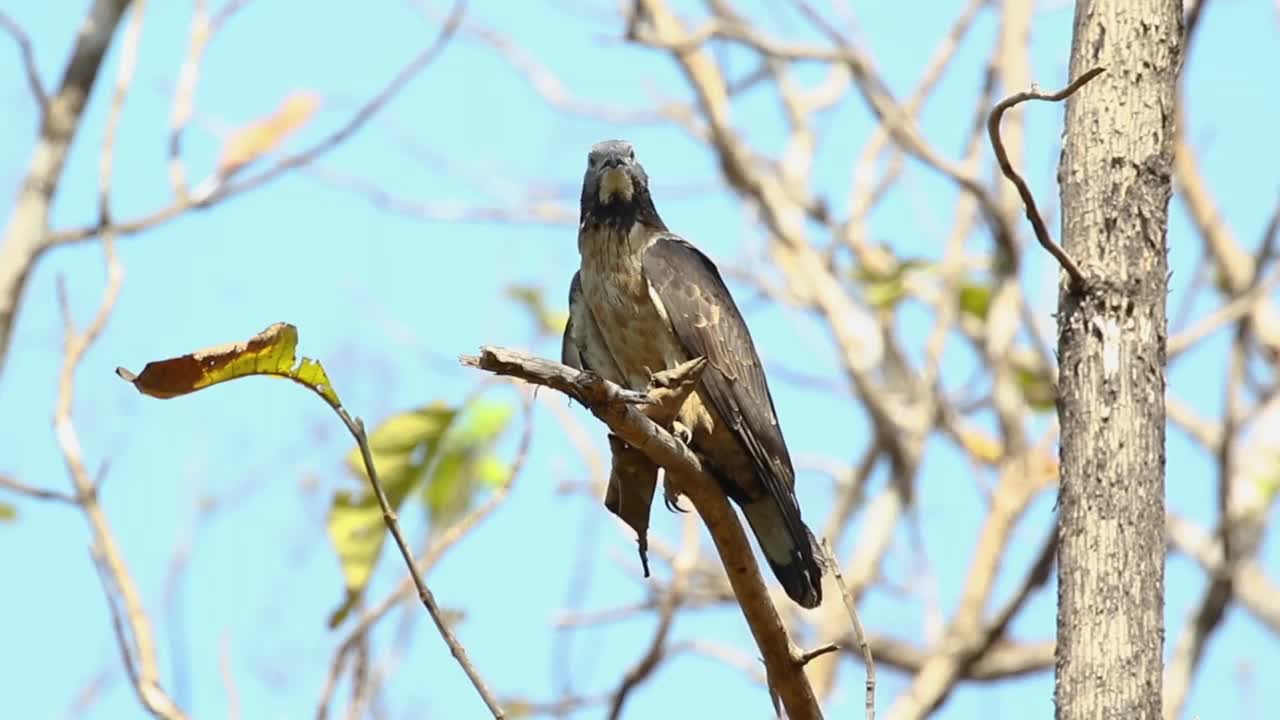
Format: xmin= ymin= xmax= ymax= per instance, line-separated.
xmin=167 ymin=0 xmax=209 ymax=198
xmin=332 ymin=406 xmax=506 ymax=719
xmin=0 ymin=473 xmax=78 ymax=504
xmin=91 ymin=547 xmax=142 ymax=693
xmin=58 ymin=4 xmax=185 ymax=718
xmin=798 ymin=642 xmax=841 ymax=667
xmin=49 ymin=0 xmax=468 ymax=246
xmin=315 ymin=390 xmax=534 ymax=720
xmin=1168 ymin=267 xmax=1280 ymax=359
xmin=219 ymin=632 xmax=241 ymax=720
xmin=167 ymin=0 xmax=253 ymax=198
xmin=988 ymin=67 xmax=1106 ymax=288
xmin=0 ymin=10 xmax=47 ymax=112
xmin=822 ymin=539 xmax=875 ymax=720
xmin=0 ymin=0 xmax=132 ymax=381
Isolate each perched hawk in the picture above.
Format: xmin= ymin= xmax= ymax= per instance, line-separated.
xmin=561 ymin=140 xmax=824 ymax=608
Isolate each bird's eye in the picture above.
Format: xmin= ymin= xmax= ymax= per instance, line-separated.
xmin=628 ymin=148 xmax=636 ymax=160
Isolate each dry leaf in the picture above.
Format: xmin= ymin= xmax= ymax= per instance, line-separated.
xmin=116 ymin=322 xmax=339 ymax=408
xmin=217 ymin=90 xmax=320 ymax=177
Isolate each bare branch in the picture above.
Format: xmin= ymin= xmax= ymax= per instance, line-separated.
xmin=0 ymin=0 xmax=133 ymax=382
xmin=886 ymin=456 xmax=1053 ymax=720
xmin=316 ymin=391 xmax=534 ymax=720
xmin=332 ymin=405 xmax=506 ymax=718
xmin=0 ymin=472 xmax=78 ymax=505
xmin=0 ymin=10 xmax=47 ymax=112
xmin=51 ymin=5 xmax=186 ymax=718
xmin=822 ymin=539 xmax=875 ymax=720
xmin=607 ymin=515 xmax=699 ymax=720
xmin=462 ymin=346 xmax=824 ymax=720
xmin=1166 ymin=514 xmax=1280 ymax=635
xmin=988 ymin=67 xmax=1106 ymax=288
xmin=47 ymin=0 xmax=468 ymax=246
xmin=1168 ymin=265 xmax=1280 ymax=360
xmin=845 ymin=635 xmax=1054 ymax=681
xmin=166 ymin=0 xmax=209 ymax=198
xmin=219 ymin=633 xmax=241 ymax=720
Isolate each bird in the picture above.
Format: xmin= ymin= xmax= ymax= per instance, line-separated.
xmin=561 ymin=139 xmax=824 ymax=609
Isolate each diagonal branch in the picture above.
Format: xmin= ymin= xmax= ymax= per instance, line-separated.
xmin=462 ymin=345 xmax=824 ymax=720
xmin=332 ymin=406 xmax=507 ymax=719
xmin=0 ymin=0 xmax=132 ymax=383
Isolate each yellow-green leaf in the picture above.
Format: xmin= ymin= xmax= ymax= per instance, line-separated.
xmin=326 ymin=403 xmax=459 ymax=626
xmin=853 ymin=258 xmax=931 ymax=310
xmin=116 ymin=322 xmax=340 ymax=408
xmin=959 ymin=283 xmax=993 ymax=321
xmin=421 ymin=400 xmax=512 ymax=528
xmin=0 ymin=501 xmax=15 ymax=523
xmin=506 ymin=284 xmax=569 ymax=336
xmin=1015 ymin=366 xmax=1057 ymax=412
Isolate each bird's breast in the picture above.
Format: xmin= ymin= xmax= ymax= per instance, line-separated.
xmin=578 ymin=226 xmax=688 ymax=391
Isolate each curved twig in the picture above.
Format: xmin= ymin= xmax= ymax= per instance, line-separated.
xmin=987 ymin=67 xmax=1106 ymax=288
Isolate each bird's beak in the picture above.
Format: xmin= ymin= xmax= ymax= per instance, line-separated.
xmin=598 ymin=157 xmax=634 ymax=204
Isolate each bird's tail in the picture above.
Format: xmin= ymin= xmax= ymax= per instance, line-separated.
xmin=741 ymin=499 xmax=825 ymax=608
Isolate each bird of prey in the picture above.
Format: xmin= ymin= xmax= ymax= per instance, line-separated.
xmin=561 ymin=140 xmax=824 ymax=608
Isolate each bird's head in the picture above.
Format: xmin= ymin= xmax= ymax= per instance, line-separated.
xmin=579 ymin=140 xmax=663 ymax=230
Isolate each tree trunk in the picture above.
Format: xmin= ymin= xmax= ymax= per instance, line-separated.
xmin=1055 ymin=1 xmax=1181 ymax=719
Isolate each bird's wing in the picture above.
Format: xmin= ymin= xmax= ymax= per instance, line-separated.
xmin=563 ymin=270 xmax=624 ymax=379
xmin=561 ymin=271 xmax=584 ymax=370
xmin=641 ymin=235 xmax=804 ymax=532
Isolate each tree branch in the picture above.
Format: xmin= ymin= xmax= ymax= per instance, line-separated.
xmin=332 ymin=404 xmax=507 ymax=719
xmin=462 ymin=345 xmax=824 ymax=720
xmin=823 ymin=539 xmax=875 ymax=720
xmin=0 ymin=0 xmax=132 ymax=382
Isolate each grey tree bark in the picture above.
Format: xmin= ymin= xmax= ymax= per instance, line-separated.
xmin=1054 ymin=1 xmax=1181 ymax=719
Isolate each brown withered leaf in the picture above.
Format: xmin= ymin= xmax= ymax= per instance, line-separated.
xmin=116 ymin=322 xmax=340 ymax=408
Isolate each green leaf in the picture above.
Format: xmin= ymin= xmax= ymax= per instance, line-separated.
xmin=326 ymin=403 xmax=458 ymax=627
xmin=959 ymin=283 xmax=993 ymax=321
xmin=852 ymin=258 xmax=931 ymax=310
xmin=421 ymin=400 xmax=513 ymax=528
xmin=0 ymin=501 xmax=15 ymax=523
xmin=1015 ymin=366 xmax=1057 ymax=412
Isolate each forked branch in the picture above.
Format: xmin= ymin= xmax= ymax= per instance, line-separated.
xmin=462 ymin=345 xmax=824 ymax=720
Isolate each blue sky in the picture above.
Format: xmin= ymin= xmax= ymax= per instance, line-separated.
xmin=2 ymin=1 xmax=1277 ymax=718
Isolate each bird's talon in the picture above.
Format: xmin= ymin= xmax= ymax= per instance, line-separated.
xmin=671 ymin=420 xmax=693 ymax=444
xmin=663 ymin=490 xmax=689 ymax=513
xmin=618 ymin=388 xmax=656 ymax=405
